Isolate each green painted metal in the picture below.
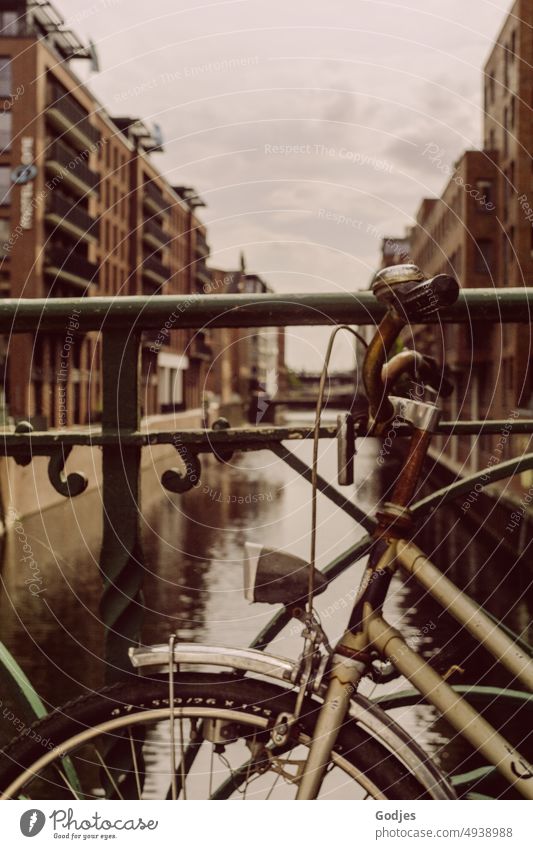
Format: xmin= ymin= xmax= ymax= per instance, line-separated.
xmin=373 ymin=684 xmax=533 ymax=712
xmin=451 ymin=766 xmax=496 ymax=787
xmin=99 ymin=330 xmax=145 ymax=682
xmin=270 ymin=443 xmax=376 ymax=532
xmin=0 ymin=287 xmax=532 ymax=332
xmin=2 ymin=419 xmax=533 ymax=463
xmin=0 ymin=641 xmax=47 ymax=720
xmin=412 ymin=452 xmax=533 ymax=518
xmin=438 ymin=419 xmax=533 ymax=434
xmin=0 ymin=642 xmax=82 ymax=794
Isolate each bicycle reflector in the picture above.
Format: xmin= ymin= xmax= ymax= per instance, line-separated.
xmin=372 ymin=264 xmax=459 ymax=321
xmin=244 ymin=542 xmax=327 ymax=605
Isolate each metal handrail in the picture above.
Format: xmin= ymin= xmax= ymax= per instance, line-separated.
xmin=0 ymin=287 xmax=531 ymax=332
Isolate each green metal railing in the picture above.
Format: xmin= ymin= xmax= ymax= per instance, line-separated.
xmin=1 ymin=288 xmax=533 ymax=685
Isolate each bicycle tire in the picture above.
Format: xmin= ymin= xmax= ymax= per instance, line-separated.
xmin=0 ymin=673 xmax=428 ymax=800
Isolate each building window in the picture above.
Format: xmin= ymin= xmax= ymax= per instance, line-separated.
xmin=0 ymin=268 xmax=9 ymax=294
xmin=504 ymin=49 xmax=509 ymax=89
xmin=503 ymin=107 xmax=509 ymax=155
xmin=0 ymin=111 xmax=11 ymax=152
xmin=0 ymin=57 xmax=12 ymax=97
xmin=510 ymin=30 xmax=516 ymax=60
xmin=488 ymin=71 xmax=495 ymax=104
xmin=475 ymin=239 xmax=494 ymax=274
xmin=0 ymin=166 xmax=10 ymax=205
xmin=0 ymin=218 xmax=10 ymax=257
xmin=0 ymin=13 xmax=20 ymax=36
xmin=476 ymin=180 xmax=494 ymax=210
xmin=510 ymin=95 xmax=515 ymax=128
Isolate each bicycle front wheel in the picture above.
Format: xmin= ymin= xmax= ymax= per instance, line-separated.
xmin=0 ymin=673 xmax=427 ymax=800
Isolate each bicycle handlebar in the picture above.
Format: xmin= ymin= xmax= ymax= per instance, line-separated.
xmin=372 ymin=264 xmax=459 ymax=322
xmin=363 ymin=264 xmax=459 ymax=427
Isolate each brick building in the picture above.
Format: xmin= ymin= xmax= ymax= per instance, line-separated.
xmin=391 ymin=0 xmax=533 ymax=475
xmin=0 ymin=1 xmax=209 ymax=427
xmin=207 ymin=263 xmax=286 ymax=419
xmin=409 ymin=151 xmax=503 ymax=468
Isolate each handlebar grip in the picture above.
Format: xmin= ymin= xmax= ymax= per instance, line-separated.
xmin=372 ymin=264 xmax=459 ymax=321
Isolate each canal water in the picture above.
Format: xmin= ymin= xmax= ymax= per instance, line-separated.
xmin=1 ymin=414 xmax=532 ymax=782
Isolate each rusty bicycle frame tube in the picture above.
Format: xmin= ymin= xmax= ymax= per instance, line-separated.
xmin=362 ymin=311 xmax=406 ymax=425
xmin=389 ymin=427 xmax=433 ymax=508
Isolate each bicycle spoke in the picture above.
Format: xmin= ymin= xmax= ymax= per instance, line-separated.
xmin=94 ymin=748 xmax=124 ymax=801
xmin=266 ymin=766 xmax=284 ymax=799
xmin=208 ymin=744 xmax=215 ymax=799
xmin=179 ymin=717 xmax=187 ymax=800
xmin=128 ymin=728 xmax=143 ymax=799
xmin=54 ymin=764 xmax=83 ymax=800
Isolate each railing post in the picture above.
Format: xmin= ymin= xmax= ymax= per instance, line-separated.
xmin=99 ymin=329 xmax=144 ymax=681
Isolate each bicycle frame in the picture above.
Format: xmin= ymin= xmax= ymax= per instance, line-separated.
xmin=297 ymin=495 xmax=533 ymax=799
xmin=295 ymin=276 xmax=533 ymax=800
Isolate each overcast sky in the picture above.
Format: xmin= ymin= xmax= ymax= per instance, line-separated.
xmin=57 ymin=0 xmax=512 ymax=369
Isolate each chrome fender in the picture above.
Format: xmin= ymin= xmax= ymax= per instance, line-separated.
xmin=129 ymin=642 xmax=456 ymax=800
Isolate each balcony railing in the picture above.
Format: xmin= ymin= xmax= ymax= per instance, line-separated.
xmin=195 ymin=266 xmax=212 ymax=291
xmin=0 ymin=289 xmax=532 ymax=687
xmin=143 ymin=218 xmax=170 ymax=249
xmin=46 ymin=193 xmax=98 ymax=243
xmin=44 ymin=246 xmax=99 ymax=289
xmin=47 ymin=81 xmax=101 ymax=150
xmin=189 ymin=330 xmax=213 ymax=361
xmin=46 ymin=140 xmax=99 ymax=197
xmin=195 ymin=232 xmax=210 ymax=258
xmin=143 ymin=181 xmax=167 ymax=214
xmin=142 ymin=254 xmax=170 ymax=285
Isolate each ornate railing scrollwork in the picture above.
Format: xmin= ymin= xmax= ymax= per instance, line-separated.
xmin=11 ymin=421 xmax=88 ymax=498
xmin=211 ymin=417 xmax=234 ymax=463
xmin=48 ymin=446 xmax=88 ymax=498
xmin=161 ymin=444 xmax=202 ymax=494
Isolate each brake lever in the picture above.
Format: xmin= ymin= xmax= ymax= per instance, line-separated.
xmin=417 ymin=355 xmax=454 ymax=399
xmin=381 ymin=351 xmax=454 ymax=400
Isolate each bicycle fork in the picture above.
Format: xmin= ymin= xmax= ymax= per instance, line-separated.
xmin=296 ymin=654 xmax=367 ymax=799
xmin=296 ymin=540 xmax=396 ymax=799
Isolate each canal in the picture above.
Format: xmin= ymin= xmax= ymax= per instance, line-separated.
xmin=1 ymin=414 xmax=531 ymax=784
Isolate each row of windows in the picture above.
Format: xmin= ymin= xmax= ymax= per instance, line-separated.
xmin=101 ymin=181 xmax=128 ymax=218
xmin=485 ymin=27 xmax=517 ymax=105
xmin=100 ymin=264 xmax=129 ymax=295
xmin=103 ymin=140 xmax=128 ymax=176
xmin=419 ymin=180 xmax=494 ymax=255
xmin=101 ymin=219 xmax=129 ymax=262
